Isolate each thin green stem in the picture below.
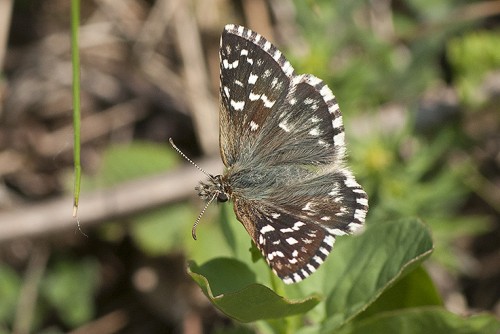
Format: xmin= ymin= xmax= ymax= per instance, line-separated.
xmin=71 ymin=0 xmax=83 ymax=229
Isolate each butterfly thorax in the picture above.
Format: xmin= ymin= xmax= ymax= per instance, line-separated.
xmin=224 ymin=162 xmax=312 ymax=200
xmin=196 ymin=174 xmax=230 ymax=203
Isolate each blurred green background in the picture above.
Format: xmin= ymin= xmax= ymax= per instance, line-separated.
xmin=0 ymin=0 xmax=499 ymax=333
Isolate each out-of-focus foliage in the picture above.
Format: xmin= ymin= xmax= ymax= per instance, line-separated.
xmin=2 ymin=0 xmax=499 ymax=332
xmin=448 ymin=32 xmax=500 ymax=108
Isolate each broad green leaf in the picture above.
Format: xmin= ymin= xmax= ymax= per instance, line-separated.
xmin=213 ymin=324 xmax=255 ymax=334
xmin=0 ymin=265 xmax=21 ymax=324
xmin=320 ymin=218 xmax=433 ymax=331
xmin=188 ymin=258 xmax=321 ymax=322
xmin=337 ymin=307 xmax=500 ymax=334
xmin=130 ymin=203 xmax=195 ymax=255
xmin=356 ymin=265 xmax=442 ymax=320
xmin=82 ymin=141 xmax=179 ymax=191
xmin=41 ymin=258 xmax=99 ymax=327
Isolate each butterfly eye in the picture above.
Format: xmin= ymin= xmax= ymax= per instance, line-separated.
xmin=217 ymin=192 xmax=228 ymax=202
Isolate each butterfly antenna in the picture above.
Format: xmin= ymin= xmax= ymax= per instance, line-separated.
xmin=192 ymin=192 xmax=217 ymax=240
xmin=169 ymin=138 xmax=214 ymax=179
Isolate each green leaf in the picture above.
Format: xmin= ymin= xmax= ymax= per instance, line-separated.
xmin=0 ymin=265 xmax=21 ymax=324
xmin=320 ymin=218 xmax=433 ymax=331
xmin=82 ymin=141 xmax=179 ymax=190
xmin=188 ymin=258 xmax=321 ymax=322
xmin=337 ymin=307 xmax=500 ymax=334
xmin=447 ymin=31 xmax=500 ymax=107
xmin=130 ymin=203 xmax=195 ymax=255
xmin=356 ymin=265 xmax=442 ymax=320
xmin=41 ymin=258 xmax=99 ymax=327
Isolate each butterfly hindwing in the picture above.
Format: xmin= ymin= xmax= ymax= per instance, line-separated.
xmin=232 ymin=168 xmax=368 ymax=284
xmin=233 ymin=198 xmax=331 ymax=283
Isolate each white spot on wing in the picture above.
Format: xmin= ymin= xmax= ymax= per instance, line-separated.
xmin=326 ymin=227 xmax=348 ymax=236
xmin=294 ymin=221 xmax=305 ymax=229
xmin=329 ymin=188 xmax=339 ymax=197
xmin=313 ymin=256 xmax=323 ymax=265
xmin=248 ymin=73 xmax=258 ymax=84
xmin=320 ymin=85 xmax=332 ymax=98
xmin=354 ymin=209 xmax=367 ymax=221
xmin=319 ymin=247 xmax=330 ymax=256
xmin=231 ymin=100 xmax=245 ymax=111
xmin=324 ymin=235 xmax=335 ymax=247
xmin=334 ymin=132 xmax=345 ymax=146
xmin=309 ymin=128 xmax=320 ymax=136
xmin=261 ymin=94 xmax=276 ymax=108
xmin=282 ymin=61 xmax=293 ymax=76
xmin=302 ymin=202 xmax=313 ymax=211
xmin=330 ymin=103 xmax=340 ymax=114
xmin=260 ymin=225 xmax=275 ymax=234
xmin=335 ymin=207 xmax=348 ymax=216
xmin=250 ymin=121 xmax=259 ymax=131
xmin=318 ymin=139 xmax=330 ymax=147
xmin=332 ymin=116 xmax=343 ymax=129
xmin=263 ymin=41 xmax=271 ymax=51
xmin=249 ymin=92 xmax=260 ymax=101
xmin=357 ymin=197 xmax=368 ymax=206
xmin=344 ymin=173 xmax=358 ymax=188
xmin=273 ymin=50 xmax=281 ymax=62
xmin=279 ymin=121 xmax=290 ymax=132
xmin=286 ymin=237 xmax=298 ymax=245
xmin=348 ymin=222 xmax=363 ymax=231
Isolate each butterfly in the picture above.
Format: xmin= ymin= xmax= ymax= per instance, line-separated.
xmin=171 ymin=24 xmax=368 ymax=284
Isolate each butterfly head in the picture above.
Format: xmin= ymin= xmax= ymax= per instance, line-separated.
xmin=196 ymin=174 xmax=230 ymax=203
xmin=191 ymin=174 xmax=230 ymax=240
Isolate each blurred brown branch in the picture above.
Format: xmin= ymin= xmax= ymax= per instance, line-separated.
xmin=0 ymin=158 xmax=221 ymax=243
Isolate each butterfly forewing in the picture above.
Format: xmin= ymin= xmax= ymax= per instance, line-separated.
xmin=219 ymin=25 xmax=293 ymax=167
xmin=212 ymin=24 xmax=368 ymax=284
xmin=253 ymin=74 xmax=347 ymax=167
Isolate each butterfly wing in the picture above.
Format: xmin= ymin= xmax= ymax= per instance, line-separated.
xmin=219 ymin=24 xmax=294 ymax=167
xmin=218 ymin=24 xmax=368 ymax=284
xmin=219 ymin=24 xmax=345 ymax=169
xmin=233 ymin=169 xmax=367 ymax=284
